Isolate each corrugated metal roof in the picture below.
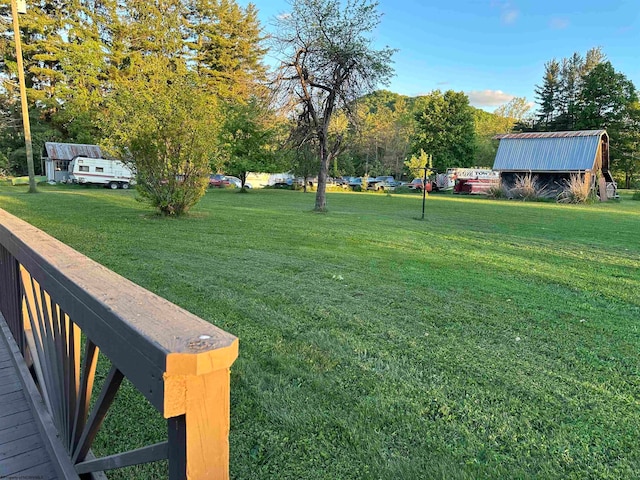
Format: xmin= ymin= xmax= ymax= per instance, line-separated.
xmin=43 ymin=142 xmax=103 ymax=161
xmin=493 ymin=130 xmax=605 ymax=140
xmin=492 ymin=131 xmax=606 ymax=172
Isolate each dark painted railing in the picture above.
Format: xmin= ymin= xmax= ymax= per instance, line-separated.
xmin=0 ymin=209 xmax=238 ymax=479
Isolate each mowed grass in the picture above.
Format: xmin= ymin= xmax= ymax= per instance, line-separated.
xmin=1 ymin=185 xmax=639 ymax=479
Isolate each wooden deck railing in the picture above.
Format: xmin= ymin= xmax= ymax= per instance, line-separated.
xmin=0 ymin=208 xmax=238 ymax=479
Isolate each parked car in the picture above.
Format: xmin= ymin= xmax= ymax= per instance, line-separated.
xmin=408 ymin=177 xmax=433 ymax=192
xmin=209 ymin=174 xmax=230 ymax=188
xmin=367 ymin=178 xmax=396 ymax=191
xmin=226 ymin=176 xmax=252 ymax=188
xmin=367 ymin=176 xmax=397 ymax=191
xmin=209 ymin=174 xmax=252 ymax=189
xmin=348 ymin=177 xmax=364 ymax=189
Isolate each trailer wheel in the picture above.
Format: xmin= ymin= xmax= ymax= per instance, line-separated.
xmin=109 ymin=182 xmax=118 ymax=190
xmin=121 ymin=182 xmax=129 ymax=190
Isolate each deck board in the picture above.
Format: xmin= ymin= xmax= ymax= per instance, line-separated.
xmin=0 ymin=324 xmax=62 ymax=478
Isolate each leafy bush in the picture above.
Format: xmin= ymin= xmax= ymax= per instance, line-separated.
xmin=557 ymin=173 xmax=594 ymax=204
xmin=393 ymin=186 xmax=414 ymax=194
xmin=631 ymin=191 xmax=640 ymax=201
xmin=509 ymin=173 xmax=546 ymax=201
xmin=103 ymin=61 xmax=217 ymax=216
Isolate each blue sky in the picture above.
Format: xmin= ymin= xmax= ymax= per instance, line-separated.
xmin=239 ymin=0 xmax=639 ymax=112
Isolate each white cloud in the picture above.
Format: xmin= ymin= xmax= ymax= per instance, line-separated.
xmin=549 ymin=17 xmax=569 ymax=30
xmin=489 ymin=0 xmax=520 ymax=25
xmin=466 ymin=90 xmax=515 ymax=107
xmin=277 ymin=12 xmax=291 ymax=20
xmin=491 ymin=1 xmax=520 ymax=25
xmin=501 ymin=9 xmax=519 ymax=25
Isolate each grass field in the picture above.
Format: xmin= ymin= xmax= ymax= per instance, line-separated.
xmin=1 ymin=185 xmax=639 ymax=479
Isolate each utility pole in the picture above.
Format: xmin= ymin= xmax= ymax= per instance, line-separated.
xmin=11 ymin=0 xmax=37 ymax=193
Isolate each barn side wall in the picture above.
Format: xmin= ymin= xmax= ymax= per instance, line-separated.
xmin=500 ymin=172 xmax=593 ymax=198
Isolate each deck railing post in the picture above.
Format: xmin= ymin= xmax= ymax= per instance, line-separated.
xmin=0 ymin=244 xmax=23 ymax=351
xmin=168 ymin=415 xmax=187 ymax=480
xmin=164 ymin=342 xmax=238 ymax=480
xmin=1 ymin=209 xmax=239 ymax=476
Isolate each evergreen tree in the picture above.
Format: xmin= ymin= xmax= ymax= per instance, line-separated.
xmin=556 ymin=52 xmax=583 ymax=130
xmin=534 ymin=59 xmax=560 ymax=129
xmin=188 ymin=0 xmax=266 ymax=100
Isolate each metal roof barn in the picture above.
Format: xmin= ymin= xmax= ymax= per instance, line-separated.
xmin=492 ymin=130 xmax=606 ymax=172
xmin=43 ymin=142 xmax=103 ymax=161
xmin=491 ymin=130 xmax=617 ymax=200
xmin=42 ymin=143 xmax=103 ymax=182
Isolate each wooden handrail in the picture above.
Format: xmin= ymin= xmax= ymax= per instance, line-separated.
xmin=0 ymin=208 xmax=238 ymax=479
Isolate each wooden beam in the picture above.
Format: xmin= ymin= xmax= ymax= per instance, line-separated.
xmin=0 ymin=209 xmax=238 ymax=411
xmin=164 ymin=341 xmax=238 ymax=480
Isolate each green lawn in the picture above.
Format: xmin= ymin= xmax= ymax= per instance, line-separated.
xmin=1 ymin=185 xmax=639 ymax=479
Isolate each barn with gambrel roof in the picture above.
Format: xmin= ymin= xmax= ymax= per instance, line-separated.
xmin=493 ymin=130 xmax=617 ymax=200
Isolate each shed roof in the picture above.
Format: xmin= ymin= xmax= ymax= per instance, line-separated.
xmin=492 ymin=130 xmax=606 ymax=172
xmin=43 ymin=142 xmax=102 ymax=161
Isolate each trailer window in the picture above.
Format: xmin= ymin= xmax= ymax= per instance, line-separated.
xmin=79 ymin=166 xmax=89 ymax=172
xmin=95 ymin=167 xmax=104 ymax=172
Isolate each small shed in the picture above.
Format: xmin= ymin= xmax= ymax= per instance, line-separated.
xmin=42 ymin=142 xmax=103 ymax=182
xmin=492 ymin=130 xmax=617 ymax=200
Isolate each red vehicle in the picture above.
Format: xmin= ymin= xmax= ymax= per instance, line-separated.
xmin=209 ymin=174 xmax=231 ymax=188
xmin=451 ymin=169 xmax=500 ymax=194
xmin=408 ymin=178 xmax=433 ymax=192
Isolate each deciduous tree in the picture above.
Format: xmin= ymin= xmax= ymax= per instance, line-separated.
xmin=274 ymin=0 xmax=395 ymax=211
xmin=576 ymin=61 xmax=639 ymax=186
xmin=412 ymin=90 xmax=476 ymax=172
xmin=219 ymin=98 xmax=283 ymax=189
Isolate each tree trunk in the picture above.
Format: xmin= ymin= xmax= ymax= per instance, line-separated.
xmin=314 ymin=143 xmax=329 ymax=211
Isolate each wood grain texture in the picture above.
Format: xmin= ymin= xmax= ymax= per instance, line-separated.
xmin=185 ymin=368 xmax=232 ymax=480
xmin=0 ymin=208 xmax=238 ymax=413
xmin=1 ymin=208 xmax=240 ymax=477
xmin=0 ymin=314 xmax=66 ymax=479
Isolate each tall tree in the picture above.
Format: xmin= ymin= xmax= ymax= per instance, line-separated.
xmin=412 ymin=90 xmax=476 ymax=172
xmin=534 ymin=59 xmax=560 ymax=129
xmin=556 ymin=52 xmax=583 ymax=130
xmin=274 ymin=0 xmax=395 ymax=211
xmin=575 ymin=61 xmax=639 ymax=185
xmin=534 ymin=48 xmax=605 ymax=132
xmin=188 ymin=0 xmax=266 ymax=100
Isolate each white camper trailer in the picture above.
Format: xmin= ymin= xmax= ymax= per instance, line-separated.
xmin=68 ymin=157 xmax=134 ymax=189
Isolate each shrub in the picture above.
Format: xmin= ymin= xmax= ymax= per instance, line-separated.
xmin=631 ymin=191 xmax=640 ymax=201
xmin=103 ymin=61 xmax=217 ymax=216
xmin=557 ymin=173 xmax=594 ymax=204
xmin=487 ymin=180 xmax=507 ymax=199
xmin=509 ymin=173 xmax=546 ymax=201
